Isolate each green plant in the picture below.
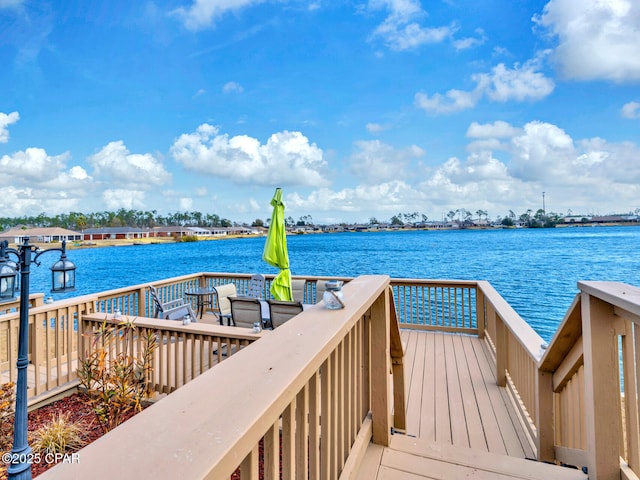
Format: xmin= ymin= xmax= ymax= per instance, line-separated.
xmin=30 ymin=412 xmax=88 ymax=455
xmin=77 ymin=317 xmax=157 ymax=432
xmin=176 ymin=235 xmax=199 ymax=242
xmin=0 ymin=382 xmax=15 ymax=452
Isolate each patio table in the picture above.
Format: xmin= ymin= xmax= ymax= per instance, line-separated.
xmin=184 ymin=287 xmax=215 ymax=319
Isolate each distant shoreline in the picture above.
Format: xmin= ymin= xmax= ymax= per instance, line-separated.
xmin=10 ymin=222 xmax=639 ymax=251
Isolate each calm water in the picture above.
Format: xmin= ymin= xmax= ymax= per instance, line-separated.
xmin=26 ymin=226 xmax=640 ymax=342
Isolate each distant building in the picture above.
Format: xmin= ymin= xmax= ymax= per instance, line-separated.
xmin=152 ymin=226 xmax=195 ymax=238
xmin=82 ymin=227 xmax=151 ymax=240
xmin=0 ymin=227 xmax=83 ymax=244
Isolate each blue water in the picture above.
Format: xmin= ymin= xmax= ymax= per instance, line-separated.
xmin=25 ymin=226 xmax=640 ymax=342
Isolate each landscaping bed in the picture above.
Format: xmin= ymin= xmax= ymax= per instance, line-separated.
xmin=1 ymin=393 xmax=140 ymax=479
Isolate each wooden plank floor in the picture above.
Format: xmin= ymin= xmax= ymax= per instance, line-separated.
xmin=357 ymin=330 xmax=588 ymax=480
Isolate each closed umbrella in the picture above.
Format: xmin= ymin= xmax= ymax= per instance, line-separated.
xmin=262 ymin=187 xmax=293 ymax=301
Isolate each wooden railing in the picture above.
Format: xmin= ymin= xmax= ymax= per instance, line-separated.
xmin=39 ymin=275 xmax=406 ymax=480
xmin=539 ymin=281 xmax=640 ymax=480
xmin=476 ymin=280 xmax=544 ymax=454
xmin=390 ymin=278 xmax=479 ymax=333
xmin=81 ymin=313 xmax=263 ymax=395
xmin=0 ymin=295 xmax=96 ymax=400
xmin=91 ymin=273 xmax=348 ymax=318
xmin=0 ymin=293 xmax=44 ymax=314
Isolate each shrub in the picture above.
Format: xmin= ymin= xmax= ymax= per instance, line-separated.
xmin=77 ymin=317 xmax=157 ymax=433
xmin=0 ymin=382 xmax=15 ymax=452
xmin=176 ymin=235 xmax=199 ymax=242
xmin=30 ymin=412 xmax=88 ymax=455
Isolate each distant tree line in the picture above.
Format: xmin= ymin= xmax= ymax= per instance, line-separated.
xmin=5 ymin=206 xmax=628 ymax=232
xmin=370 ymin=208 xmax=565 ymax=228
xmin=0 ymin=209 xmax=234 ymax=231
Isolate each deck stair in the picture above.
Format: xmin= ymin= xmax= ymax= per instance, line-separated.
xmin=358 ymin=435 xmax=588 ymax=480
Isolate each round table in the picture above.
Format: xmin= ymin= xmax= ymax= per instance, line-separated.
xmin=184 ymin=288 xmax=215 ymax=319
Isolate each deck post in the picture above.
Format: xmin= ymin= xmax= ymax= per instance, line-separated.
xmin=535 ymin=369 xmax=555 ymax=462
xmin=476 ymin=286 xmax=485 ymax=339
xmin=495 ymin=315 xmax=507 ymax=387
xmin=388 ymin=288 xmax=406 ymax=433
xmin=622 ymin=320 xmax=640 ymax=472
xmin=581 ymin=292 xmax=622 ymax=480
xmin=370 ymin=288 xmax=392 ymax=446
xmin=138 ymin=286 xmax=146 ymax=316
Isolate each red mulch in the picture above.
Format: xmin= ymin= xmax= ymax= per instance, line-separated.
xmin=1 ymin=393 xmax=141 ymax=478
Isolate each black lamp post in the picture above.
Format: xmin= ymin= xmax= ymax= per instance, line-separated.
xmin=0 ymin=238 xmax=76 ymax=480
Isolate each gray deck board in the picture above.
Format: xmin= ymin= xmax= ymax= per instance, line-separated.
xmin=357 ymin=329 xmax=587 ymax=480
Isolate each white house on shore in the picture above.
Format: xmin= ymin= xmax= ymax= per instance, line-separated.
xmin=0 ymin=227 xmax=83 ymax=244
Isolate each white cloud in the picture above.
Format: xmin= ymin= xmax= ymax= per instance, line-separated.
xmin=420 ymin=121 xmax=640 ymax=217
xmin=366 ymin=122 xmax=391 ymax=134
xmin=475 ymin=60 xmax=555 ymax=102
xmin=173 ymin=0 xmax=263 ymax=31
xmin=466 ymin=121 xmax=522 ymax=139
xmin=415 ymin=88 xmax=481 ymax=114
xmin=0 ymin=148 xmax=70 ymax=184
xmin=223 ymin=81 xmax=244 ymax=94
xmin=102 ymin=189 xmax=146 ymax=210
xmin=0 ymin=147 xmax=93 ymax=216
xmin=509 ymin=121 xmax=576 ymax=182
xmin=263 ymin=119 xmax=640 ymax=223
xmin=621 ymin=101 xmax=640 ymax=119
xmin=287 ymin=180 xmax=427 ymax=215
xmin=453 ymin=28 xmax=486 ymax=51
xmin=415 ymin=59 xmax=554 ymax=114
xmin=466 ymin=121 xmax=522 ymax=152
xmin=87 ymin=141 xmax=171 ymax=188
xmin=535 ymin=0 xmax=640 ymax=82
xmin=0 ymin=186 xmax=81 ymax=216
xmin=349 ymin=140 xmax=424 ymax=183
xmin=465 ymin=120 xmax=640 ymax=189
xmin=368 ymin=0 xmax=455 ymax=50
xmin=170 ymin=124 xmax=330 ymax=187
xmin=0 ymin=111 xmax=19 ymax=143
xmin=419 ymin=152 xmax=526 ymax=210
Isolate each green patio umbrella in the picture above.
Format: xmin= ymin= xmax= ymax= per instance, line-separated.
xmin=262 ymin=188 xmax=293 ymax=301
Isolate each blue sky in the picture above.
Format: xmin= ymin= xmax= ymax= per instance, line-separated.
xmin=1 ymin=0 xmax=639 ymax=224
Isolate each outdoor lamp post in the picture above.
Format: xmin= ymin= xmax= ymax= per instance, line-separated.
xmin=0 ymin=238 xmax=76 ymax=480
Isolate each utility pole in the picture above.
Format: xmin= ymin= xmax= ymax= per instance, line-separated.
xmin=542 ymin=191 xmax=546 ymax=215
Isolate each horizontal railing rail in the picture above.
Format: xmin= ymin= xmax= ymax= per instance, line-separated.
xmin=38 ymin=275 xmax=405 ymax=480
xmin=0 ymin=293 xmax=44 ymax=314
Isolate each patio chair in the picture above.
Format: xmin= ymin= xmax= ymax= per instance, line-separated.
xmin=246 ymin=274 xmax=265 ymax=299
xmin=148 ymin=285 xmax=197 ymax=321
xmin=212 ymin=283 xmax=237 ymax=325
xmin=291 ymin=278 xmax=306 ymax=303
xmin=229 ymin=296 xmax=263 ymax=329
xmin=267 ymin=299 xmax=303 ymax=328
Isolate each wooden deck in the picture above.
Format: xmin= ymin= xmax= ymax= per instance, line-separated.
xmin=357 ymin=330 xmax=588 ymax=480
